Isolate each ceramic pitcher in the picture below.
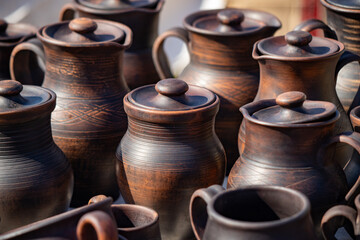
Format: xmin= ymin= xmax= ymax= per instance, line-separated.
xmin=0 ymin=80 xmax=73 ymax=233
xmin=59 ymin=0 xmax=164 ymax=90
xmin=229 ymin=91 xmax=360 ymax=236
xmin=10 ymin=18 xmax=132 ymax=207
xmin=116 ymin=78 xmax=225 ymax=240
xmin=152 ymin=8 xmax=281 ymax=174
xmin=190 ymin=185 xmax=317 ymax=240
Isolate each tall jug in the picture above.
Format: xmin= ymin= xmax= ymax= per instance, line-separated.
xmin=10 ymin=18 xmax=132 ymax=207
xmin=152 ymin=8 xmax=281 ymax=173
xmin=58 ymin=0 xmax=164 ymax=90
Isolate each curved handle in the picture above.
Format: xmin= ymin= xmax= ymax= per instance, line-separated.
xmin=318 ymin=132 xmax=360 ymax=206
xmin=77 ymin=210 xmax=119 ymax=240
xmin=321 ymin=204 xmax=358 ymax=240
xmin=152 ymin=27 xmax=190 ymax=79
xmin=59 ymin=3 xmax=77 ymax=21
xmin=189 ymin=185 xmax=225 ymax=240
xmin=293 ymin=19 xmax=338 ymax=40
xmin=10 ymin=38 xmax=45 ymax=86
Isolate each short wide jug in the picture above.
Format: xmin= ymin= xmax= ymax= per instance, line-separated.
xmin=10 ymin=18 xmax=133 ymax=206
xmin=190 ymin=185 xmax=317 ymax=240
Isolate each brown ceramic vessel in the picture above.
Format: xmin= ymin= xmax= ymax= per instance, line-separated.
xmin=152 ymin=8 xmax=281 ymax=174
xmin=10 ymin=18 xmax=132 ymax=207
xmin=229 ymin=91 xmax=360 ymax=237
xmin=0 ymin=80 xmax=73 ymax=233
xmin=59 ymin=0 xmax=164 ymax=90
xmin=0 ymin=197 xmax=121 ymax=240
xmin=0 ymin=19 xmax=36 ymax=81
xmin=190 ymin=185 xmax=316 ymax=240
xmin=238 ymin=29 xmax=360 ymax=184
xmin=116 ymin=78 xmax=226 ymax=240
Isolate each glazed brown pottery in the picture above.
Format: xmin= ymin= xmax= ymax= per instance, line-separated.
xmin=116 ymin=78 xmax=226 ymax=240
xmin=89 ymin=195 xmax=161 ymax=240
xmin=11 ymin=18 xmax=132 ymax=207
xmin=0 ymin=19 xmax=37 ymax=81
xmin=59 ymin=0 xmax=164 ymax=90
xmin=321 ymin=191 xmax=360 ymax=240
xmin=229 ymin=91 xmax=360 ymax=236
xmin=152 ymin=8 xmax=281 ymax=174
xmin=0 ymin=80 xmax=73 ymax=233
xmin=190 ymin=185 xmax=316 ymax=240
xmin=319 ymin=0 xmax=360 ymax=113
xmin=238 ymin=29 xmax=360 ymax=184
xmin=0 ymin=197 xmax=121 ymax=240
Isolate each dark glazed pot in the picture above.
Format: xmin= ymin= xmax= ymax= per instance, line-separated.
xmin=116 ymin=78 xmax=226 ymax=240
xmin=0 ymin=197 xmax=121 ymax=240
xmin=319 ymin=0 xmax=360 ymax=113
xmin=59 ymin=0 xmax=164 ymax=90
xmin=0 ymin=80 xmax=73 ymax=233
xmin=152 ymin=9 xmax=281 ymax=174
xmin=229 ymin=91 xmax=360 ymax=237
xmin=190 ymin=185 xmax=316 ymax=240
xmin=11 ymin=18 xmax=132 ymax=207
xmin=238 ymin=30 xmax=360 ymax=184
xmin=0 ymin=19 xmax=36 ymax=81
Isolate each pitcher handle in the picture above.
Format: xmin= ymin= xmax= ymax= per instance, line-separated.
xmin=189 ymin=185 xmax=225 ymax=240
xmin=293 ymin=19 xmax=338 ymax=40
xmin=10 ymin=38 xmax=45 ymax=86
xmin=59 ymin=3 xmax=77 ymax=21
xmin=336 ymin=51 xmax=360 ymax=113
xmin=318 ymin=132 xmax=360 ymax=206
xmin=152 ymin=27 xmax=190 ymax=79
xmin=77 ymin=210 xmax=119 ymax=240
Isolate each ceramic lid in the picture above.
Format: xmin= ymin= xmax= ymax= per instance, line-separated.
xmin=42 ymin=18 xmax=125 ymax=44
xmin=78 ymin=0 xmax=158 ymax=10
xmin=191 ymin=9 xmax=265 ymax=33
xmin=257 ymin=30 xmax=339 ymax=58
xmin=326 ymin=0 xmax=360 ymax=10
xmin=0 ymin=19 xmax=35 ymax=42
xmin=128 ymin=78 xmax=216 ymax=111
xmin=251 ymin=91 xmax=336 ymax=124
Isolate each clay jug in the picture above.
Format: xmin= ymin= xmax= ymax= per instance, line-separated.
xmin=317 ymin=0 xmax=360 ymax=113
xmin=152 ymin=8 xmax=281 ymax=174
xmin=229 ymin=91 xmax=360 ymax=237
xmin=0 ymin=80 xmax=73 ymax=233
xmin=10 ymin=18 xmax=132 ymax=207
xmin=238 ymin=30 xmax=360 ymax=184
xmin=0 ymin=197 xmax=121 ymax=240
xmin=116 ymin=78 xmax=226 ymax=240
xmin=190 ymin=185 xmax=317 ymax=240
xmin=58 ymin=0 xmax=164 ymax=90
xmin=0 ymin=19 xmax=36 ymax=81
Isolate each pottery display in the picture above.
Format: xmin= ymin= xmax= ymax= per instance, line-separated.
xmin=116 ymin=78 xmax=226 ymax=240
xmin=0 ymin=19 xmax=37 ymax=81
xmin=229 ymin=91 xmax=360 ymax=236
xmin=190 ymin=185 xmax=317 ymax=240
xmin=10 ymin=17 xmax=132 ymax=207
xmin=238 ymin=30 xmax=360 ymax=184
xmin=319 ymin=0 xmax=360 ymax=113
xmin=89 ymin=195 xmax=161 ymax=240
xmin=59 ymin=0 xmax=164 ymax=90
xmin=0 ymin=197 xmax=121 ymax=240
xmin=152 ymin=8 xmax=281 ymax=174
xmin=0 ymin=80 xmax=73 ymax=233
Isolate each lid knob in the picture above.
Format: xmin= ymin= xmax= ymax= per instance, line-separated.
xmin=69 ymin=18 xmax=97 ymax=34
xmin=0 ymin=80 xmax=23 ymax=96
xmin=285 ymin=31 xmax=312 ymax=47
xmin=217 ymin=9 xmax=245 ymax=26
xmin=155 ymin=79 xmax=189 ymax=97
xmin=276 ymin=91 xmax=306 ymax=108
xmin=0 ymin=19 xmax=8 ymax=32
